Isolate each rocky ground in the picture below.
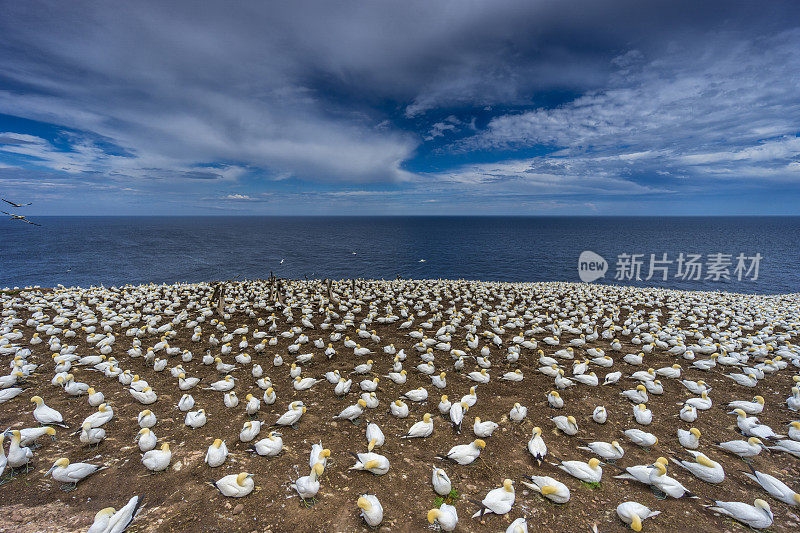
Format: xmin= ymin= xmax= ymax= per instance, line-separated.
xmin=1 ymin=281 xmax=799 ymax=532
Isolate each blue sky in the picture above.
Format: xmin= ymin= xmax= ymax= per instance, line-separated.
xmin=0 ymin=0 xmax=799 ymax=215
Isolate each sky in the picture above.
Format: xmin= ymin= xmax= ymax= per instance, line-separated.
xmin=0 ymin=0 xmax=799 ymax=216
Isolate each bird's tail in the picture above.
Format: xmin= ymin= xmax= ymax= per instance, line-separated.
xmin=469 ymin=499 xmax=487 ymax=519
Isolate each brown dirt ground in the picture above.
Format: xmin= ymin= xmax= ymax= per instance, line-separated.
xmin=1 ymin=281 xmax=799 ymax=533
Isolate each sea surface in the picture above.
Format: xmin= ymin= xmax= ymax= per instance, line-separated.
xmin=0 ymin=216 xmax=798 ymax=294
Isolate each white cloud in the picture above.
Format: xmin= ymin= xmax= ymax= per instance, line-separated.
xmin=455 ymin=29 xmax=800 ymax=183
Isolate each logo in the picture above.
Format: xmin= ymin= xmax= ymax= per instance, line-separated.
xmin=578 ymin=250 xmax=608 ymax=283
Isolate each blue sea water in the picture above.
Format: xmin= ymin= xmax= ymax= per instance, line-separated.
xmin=0 ymin=216 xmax=797 ymax=294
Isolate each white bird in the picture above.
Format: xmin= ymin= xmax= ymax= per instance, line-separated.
xmin=670 ymin=451 xmax=724 ymax=484
xmin=715 ymin=436 xmax=764 ymax=458
xmin=366 ymin=422 xmax=385 ymax=451
xmin=291 ymin=463 xmax=324 ymax=500
xmin=137 ymin=409 xmax=156 ymax=428
xmin=553 ymin=457 xmax=602 ymax=483
xmin=427 ymin=502 xmax=458 ymax=531
xmin=184 ymin=409 xmax=207 ymax=429
xmin=46 ymin=458 xmax=105 ymax=488
xmin=703 ymin=499 xmax=773 ymax=529
xmin=134 ymin=428 xmax=156 ymax=452
xmin=552 ymin=415 xmax=578 ymax=436
xmin=527 ymin=427 xmax=547 ymax=465
xmin=616 ymin=501 xmax=660 ymax=531
xmin=578 ymin=440 xmax=624 ymax=461
xmin=141 ymin=443 xmax=171 ymax=472
xmin=31 ymin=396 xmax=66 ymax=426
xmin=438 ymin=439 xmax=485 ymax=465
xmin=593 ymin=406 xmax=608 ymax=424
xmin=743 ymin=467 xmax=800 ymax=507
xmin=249 ymin=431 xmax=283 ymax=457
xmin=624 ymin=429 xmax=658 ymax=447
xmin=521 ymin=475 xmax=570 ymax=504
xmin=431 ymin=466 xmax=452 ymax=496
xmin=510 ymin=402 xmax=527 ymax=421
xmin=205 ymin=439 xmax=228 ymax=467
xmin=677 ymin=428 xmax=701 ymax=449
xmin=349 ymin=452 xmax=390 ymax=475
xmin=357 ymin=494 xmax=383 ymax=527
xmin=213 ymin=472 xmax=254 ymax=498
xmin=472 ymin=478 xmax=515 ymax=518
xmin=86 ymin=495 xmax=141 ymax=533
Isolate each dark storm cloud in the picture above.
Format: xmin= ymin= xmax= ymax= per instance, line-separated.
xmin=0 ymin=0 xmax=798 ymax=213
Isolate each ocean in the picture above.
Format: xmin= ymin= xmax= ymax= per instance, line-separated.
xmin=0 ymin=216 xmax=797 ymax=294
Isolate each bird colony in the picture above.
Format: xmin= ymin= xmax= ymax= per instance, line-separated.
xmin=1 ymin=279 xmax=800 ymax=532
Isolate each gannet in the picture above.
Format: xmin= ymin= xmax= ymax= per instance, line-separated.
xmin=291 ymin=462 xmax=324 ymax=501
xmin=648 ymin=461 xmax=694 ymax=498
xmin=438 ymin=395 xmax=452 ymax=414
xmin=449 ymin=401 xmax=468 ymax=432
xmin=185 ymin=409 xmax=207 ymax=429
xmin=551 ymin=456 xmax=602 ymax=483
xmin=30 ymin=396 xmax=66 ymax=427
xmin=715 ymin=436 xmax=764 ymax=458
xmin=621 ymin=385 xmax=648 ymax=404
xmin=743 ymin=466 xmax=800 ymax=506
xmin=135 ymin=428 xmax=156 ymax=452
xmin=680 ymin=404 xmax=698 ymax=422
xmin=727 ymin=395 xmax=765 ymax=415
xmin=427 ymin=502 xmax=458 ymax=531
xmin=685 ymin=392 xmax=712 ymax=410
xmin=616 ymin=501 xmax=660 ymax=531
xmin=473 ymin=417 xmax=499 ymax=438
xmin=214 ymin=472 xmax=254 ymax=498
xmin=592 ymin=406 xmax=608 ymax=424
xmin=0 ymin=387 xmax=23 ymax=403
xmin=16 ymin=426 xmax=56 ymax=446
xmin=275 ymin=403 xmax=306 ymax=426
xmin=578 ymin=440 xmax=624 ymax=461
xmin=130 ymin=386 xmax=157 ymax=405
xmin=335 ymin=399 xmax=367 ymax=421
xmin=138 ymin=409 xmax=157 ymax=428
xmin=461 ymin=386 xmax=478 ymax=407
xmin=552 ymin=415 xmax=578 ymax=435
xmin=350 ymin=451 xmax=390 ymax=475
xmin=431 ymin=466 xmax=452 ymax=496
xmin=178 ymin=394 xmax=195 ymax=411
xmin=7 ymin=431 xmax=33 ymax=470
xmin=87 ymin=387 xmax=105 ymax=407
xmin=677 ymin=428 xmax=701 ymax=449
xmin=547 ymin=391 xmax=564 ymax=408
xmin=402 ymin=413 xmax=434 ymax=438
xmin=438 ymin=439 xmax=485 ymax=465
xmin=390 ymin=399 xmax=409 ymax=418
xmin=703 ymin=499 xmax=773 ymax=529
xmin=46 ymin=458 xmax=105 ymax=489
xmin=633 ymin=404 xmax=652 ymax=425
xmin=205 ymin=439 xmax=228 ymax=467
xmin=142 ymin=442 xmax=171 ymax=472
xmin=624 ymin=429 xmax=658 ymax=447
xmin=86 ymin=495 xmax=141 ymax=533
xmin=472 ymin=478 xmax=515 ymax=518
xmin=614 ymin=457 xmax=668 ymax=485
xmin=670 ymin=451 xmax=725 ymax=484
xmin=788 ymin=421 xmax=800 ymax=441
xmin=509 ymin=403 xmax=527 ymax=422
xmin=249 ymin=431 xmax=283 ymax=456
xmin=357 ymin=495 xmax=383 ymax=527
xmin=402 ymin=387 xmax=428 ymax=402
xmin=680 ymin=379 xmax=710 ymax=395
xmin=768 ymin=439 xmax=800 ymax=457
